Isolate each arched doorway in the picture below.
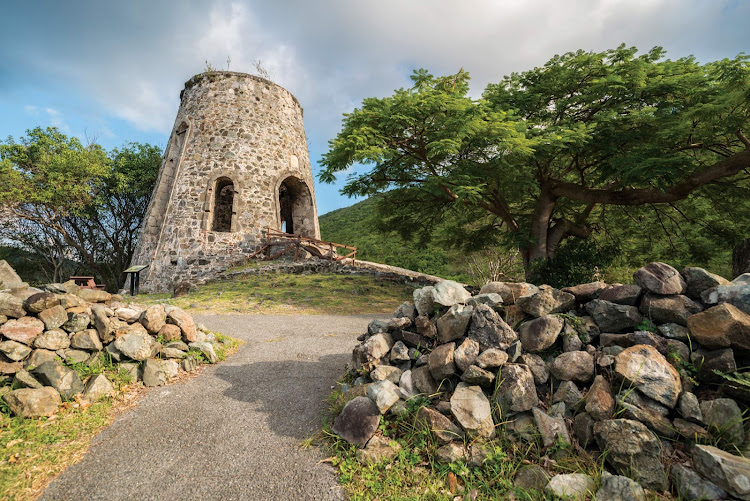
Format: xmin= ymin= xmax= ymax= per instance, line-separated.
xmin=212 ymin=177 xmax=235 ymax=232
xmin=277 ymin=176 xmax=315 ymax=236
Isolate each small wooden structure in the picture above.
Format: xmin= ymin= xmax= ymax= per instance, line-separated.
xmin=123 ymin=265 xmax=149 ymax=296
xmin=69 ymin=276 xmax=106 ymax=290
xmin=247 ymin=227 xmax=357 ymax=263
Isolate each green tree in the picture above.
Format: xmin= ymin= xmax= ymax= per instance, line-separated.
xmin=320 ymin=46 xmax=750 ymax=278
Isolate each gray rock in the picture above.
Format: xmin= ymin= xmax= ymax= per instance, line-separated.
xmin=634 ymin=262 xmax=686 ymax=295
xmin=585 ymin=375 xmax=614 ymax=420
xmin=60 ymin=348 xmax=89 ymax=364
xmin=61 ymin=312 xmax=90 ymax=333
xmin=616 ymin=392 xmax=676 ymax=438
xmin=189 ymin=341 xmax=218 ymax=364
xmin=162 ymin=359 xmax=179 ymax=379
xmin=702 ymin=283 xmax=750 ymax=315
xmin=393 ymin=301 xmax=417 ymax=321
xmin=550 ymin=351 xmax=594 ymax=383
xmin=677 ymin=392 xmax=703 ymax=423
xmin=518 ymin=315 xmax=563 ymax=352
xmin=436 ymin=304 xmax=473 ymax=344
xmin=546 ymin=473 xmax=596 ymax=500
xmin=670 ymin=463 xmax=726 ymax=501
xmin=90 ymin=304 xmax=113 ymax=343
xmin=615 ymin=344 xmax=682 ymax=408
xmin=114 ymin=332 xmax=156 ymax=361
xmin=414 ymin=315 xmax=437 ymax=338
xmin=398 ymin=370 xmax=419 ymax=400
xmin=495 ymin=363 xmax=538 ymax=414
xmin=598 ymin=284 xmax=642 ymax=305
xmin=370 ymin=365 xmax=402 ymax=384
xmin=694 ymin=348 xmax=736 ymax=383
xmin=162 ymin=347 xmax=187 ymax=359
xmin=516 ymin=285 xmax=575 ymax=317
xmin=12 ymin=368 xmax=43 ymax=389
xmin=37 ymin=305 xmax=68 ymax=331
xmin=24 ymin=292 xmax=59 ymax=314
xmin=682 ymin=267 xmax=730 ymax=299
xmin=142 ymin=358 xmax=168 ymax=387
xmin=506 ymin=411 xmax=537 ymax=441
xmin=33 ymin=329 xmax=70 ymax=351
xmin=466 ymin=293 xmax=503 ymax=311
xmin=428 ymin=342 xmax=456 ymax=381
xmin=30 ymin=360 xmax=84 ymax=401
xmin=454 ymin=338 xmax=479 ymax=372
xmin=562 ymin=282 xmax=607 ymax=303
xmin=432 ymin=280 xmax=470 ymax=307
xmin=0 ymin=291 xmax=25 ymax=318
xmin=595 ymin=472 xmax=645 ymax=501
xmin=332 ymin=396 xmax=380 ymax=447
xmin=356 ymin=435 xmax=401 ymax=464
xmin=450 ymin=384 xmax=494 ymax=438
xmin=417 ymin=406 xmax=463 ymax=443
xmin=533 ymin=407 xmax=570 ymax=448
xmin=70 ymin=329 xmax=103 ymax=352
xmin=657 ymin=322 xmax=690 ymax=341
xmin=413 ymin=286 xmax=435 ymax=316
xmin=140 ymin=304 xmax=167 ymax=334
xmin=181 ymin=357 xmax=199 ymax=372
xmin=693 ymin=444 xmax=750 ymax=500
xmin=435 ymin=442 xmax=466 ymax=464
xmin=460 ymin=365 xmax=495 ymax=387
xmin=3 ymin=386 xmax=61 ymax=417
xmin=514 ymin=465 xmax=550 ymax=491
xmin=594 ymin=419 xmax=666 ymax=490
xmin=82 ymin=373 xmax=114 ymax=401
xmin=518 ymin=353 xmax=549 ymax=384
xmin=688 ymin=303 xmax=750 ymax=354
xmin=389 ymin=340 xmax=410 ymax=362
xmin=410 ymin=365 xmax=439 ymax=394
xmin=553 ymin=381 xmax=585 ymax=412
xmin=468 ymin=303 xmax=517 ymax=351
xmin=476 ymin=348 xmax=508 ymax=369
xmin=585 ymin=300 xmax=643 ymax=332
xmin=735 ymin=273 xmax=750 ymax=285
xmin=480 ymin=282 xmax=538 ymax=304
xmin=362 ymin=333 xmax=393 ymax=362
xmin=573 ymin=412 xmax=595 ymax=448
xmin=639 ymin=294 xmax=702 ymax=326
xmin=25 ymin=348 xmax=56 ymax=369
xmin=700 ymin=398 xmax=745 ymax=448
xmin=0 ymin=340 xmax=31 ymax=361
xmin=366 ymin=380 xmax=400 ymax=414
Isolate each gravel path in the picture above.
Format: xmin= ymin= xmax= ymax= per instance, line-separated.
xmin=41 ymin=314 xmax=380 ymax=501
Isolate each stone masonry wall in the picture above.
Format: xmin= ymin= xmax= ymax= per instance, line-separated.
xmin=131 ymin=72 xmax=320 ymax=292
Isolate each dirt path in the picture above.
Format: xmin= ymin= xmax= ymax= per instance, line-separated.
xmin=41 ymin=314 xmax=378 ymax=501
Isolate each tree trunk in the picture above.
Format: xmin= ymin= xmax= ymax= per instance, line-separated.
xmin=733 ymin=239 xmax=750 ymax=278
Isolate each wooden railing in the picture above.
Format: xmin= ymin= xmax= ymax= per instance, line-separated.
xmin=247 ymin=227 xmax=357 ymax=264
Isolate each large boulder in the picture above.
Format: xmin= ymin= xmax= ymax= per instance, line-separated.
xmin=166 ymin=306 xmax=197 ymax=342
xmin=634 ymin=262 xmax=686 ymax=295
xmin=436 ymin=305 xmax=473 ymax=343
xmin=82 ymin=373 xmax=114 ymax=401
xmin=413 ymin=286 xmax=435 ymax=316
xmin=0 ymin=316 xmax=45 ymax=345
xmin=0 ymin=292 xmax=27 ymax=319
xmin=598 ymin=284 xmax=642 ymax=306
xmin=702 ymin=283 xmax=750 ymax=315
xmin=516 ymin=285 xmax=575 ymax=317
xmin=693 ymin=444 xmax=750 ymax=500
xmin=585 ymin=300 xmax=643 ymax=332
xmin=688 ymin=303 xmax=750 ymax=354
xmin=114 ymin=331 xmax=157 ymax=361
xmin=639 ymin=294 xmax=702 ymax=326
xmin=494 ymin=364 xmax=538 ymax=415
xmin=0 ymin=260 xmax=25 ymax=289
xmin=594 ymin=419 xmax=666 ymax=490
xmin=550 ymin=351 xmax=594 ymax=383
xmin=453 ymin=338 xmax=479 ymax=372
xmin=431 ymin=280 xmax=470 ymax=307
xmin=428 ymin=343 xmax=456 ymax=381
xmin=700 ymin=398 xmax=745 ymax=448
xmin=70 ymin=329 xmax=104 ymax=352
xmin=0 ymin=340 xmax=31 ymax=361
xmin=614 ymin=345 xmax=681 ymax=408
xmin=670 ymin=463 xmax=726 ymax=501
xmin=468 ymin=304 xmax=517 ymax=351
xmin=416 ymin=406 xmax=463 ymax=443
xmin=3 ymin=387 xmax=61 ymax=417
xmin=450 ymin=385 xmax=494 ymax=438
xmin=562 ymin=282 xmax=607 ymax=303
xmin=518 ymin=315 xmax=563 ymax=353
xmin=332 ymin=396 xmax=380 ymax=447
xmin=682 ymin=267 xmax=730 ymax=299
xmin=31 ymin=360 xmax=84 ymax=401
xmin=24 ymin=292 xmax=60 ymax=314
xmin=140 ymin=304 xmax=167 ymax=334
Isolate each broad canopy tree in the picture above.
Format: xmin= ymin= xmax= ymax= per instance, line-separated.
xmin=319 ymin=46 xmax=750 ymax=277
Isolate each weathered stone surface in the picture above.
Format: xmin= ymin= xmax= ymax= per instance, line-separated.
xmin=362 ymin=333 xmax=393 ymax=362
xmin=435 ymin=442 xmax=466 ymax=464
xmin=181 ymin=357 xmax=199 ymax=372
xmin=673 ymin=418 xmax=708 ymax=440
xmin=114 ymin=307 xmax=141 ymax=323
xmin=585 ymin=375 xmax=614 ymax=420
xmin=702 ymin=284 xmax=750 ymax=315
xmin=417 ymin=406 xmax=463 ymax=443
xmin=495 ymin=364 xmax=538 ymax=415
xmin=562 ymin=282 xmax=607 ymax=303
xmin=657 ymin=322 xmax=690 ymax=341
xmin=700 ymin=398 xmax=745 ymax=448
xmin=414 ymin=315 xmax=436 ymax=338
xmin=31 ymin=360 xmax=84 ymax=401
xmin=516 ymin=285 xmax=575 ymax=317
xmin=370 ymin=365 xmax=402 ymax=384
xmin=413 ymin=286 xmax=435 ymax=316
xmin=0 ymin=260 xmax=24 ymax=289
xmin=480 ymin=282 xmax=538 ymax=304
xmin=598 ymin=284 xmax=642 ymax=306
xmin=533 ymin=407 xmax=570 ymax=448
xmin=553 ymin=381 xmax=585 ymax=412
xmin=389 ymin=340 xmax=410 ymax=363
xmin=139 ymin=304 xmax=167 ymax=334
xmin=76 ymin=288 xmax=111 ymax=303
xmin=142 ymin=358 xmax=168 ymax=387
xmin=677 ymin=391 xmax=703 ymax=423
xmin=25 ymin=348 xmax=56 ymax=368
xmin=114 ymin=332 xmax=156 ymax=361
xmin=24 ymin=292 xmax=60 ymax=314
xmin=550 ymin=351 xmax=594 ymax=383
xmin=431 ymin=280 xmax=470 ymax=307
xmin=573 ymin=412 xmax=595 ymax=448
xmin=4 ymin=387 xmax=61 ymax=417
xmin=616 ymin=390 xmax=675 ymax=438
xmin=356 ymin=435 xmax=401 ymax=464
xmin=634 ymin=262 xmax=686 ymax=295
xmin=468 ymin=304 xmax=516 ymax=351
xmin=688 ymin=303 xmax=750 ymax=354
xmin=670 ymin=463 xmax=726 ymax=501
xmin=546 ymin=473 xmax=596 ymax=500
xmin=60 ymin=348 xmax=89 ymax=364
xmin=13 ymin=368 xmax=42 ymax=389
xmin=70 ymin=329 xmax=104 ymax=352
xmin=585 ymin=300 xmax=643 ymax=332
xmin=82 ymin=373 xmax=114 ymax=401
xmin=615 ymin=345 xmax=681 ymax=408
xmin=450 ymin=385 xmax=494 ymax=438
xmin=333 ymin=396 xmax=380 ymax=447
xmin=453 ymin=338 xmax=479 ymax=372
xmin=436 ymin=304 xmax=472 ymax=344
xmin=694 ymin=348 xmax=736 ymax=383
xmin=693 ymin=444 xmax=750 ymax=500
xmin=682 ymin=267 xmax=730 ymax=299
xmin=398 ymin=370 xmax=418 ymax=400
xmin=514 ymin=465 xmax=550 ymax=491
xmin=473 ymin=349 xmax=506 ymax=370
xmin=460 ymin=365 xmax=495 ymax=387
xmin=595 ymin=472 xmax=645 ymax=501
xmin=367 ymin=380 xmax=400 ymax=414
xmin=428 ymin=342 xmax=456 ymax=381
xmin=594 ymin=419 xmax=666 ymax=490
xmin=189 ymin=341 xmax=217 ymax=363
xmin=167 ymin=306 xmax=197 ymax=342
xmin=411 ymin=365 xmax=439 ymax=394
xmin=639 ymin=294 xmax=702 ymax=326
xmin=89 ymin=305 xmax=113 ymax=343
xmin=394 ymin=301 xmax=417 ymax=321
xmin=466 ymin=293 xmax=503 ymax=311
xmin=519 ymin=353 xmax=549 ymax=385
xmin=0 ymin=316 xmax=44 ymax=345
xmin=61 ymin=312 xmax=90 ymax=333
xmin=0 ymin=291 xmax=25 ymax=318
xmin=0 ymin=338 xmax=33 ymax=365
xmin=157 ymin=323 xmax=182 ymax=343
xmin=162 ymin=347 xmax=187 ymax=359
xmin=518 ymin=315 xmax=563 ymax=353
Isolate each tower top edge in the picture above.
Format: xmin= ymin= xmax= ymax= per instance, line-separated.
xmin=182 ymin=71 xmax=302 ymax=110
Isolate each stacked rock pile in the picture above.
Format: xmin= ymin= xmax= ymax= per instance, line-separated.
xmin=333 ymin=262 xmax=750 ymax=500
xmin=0 ymin=276 xmax=221 ymax=419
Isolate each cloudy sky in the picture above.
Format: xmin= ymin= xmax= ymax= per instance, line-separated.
xmin=1 ymin=0 xmax=747 ymax=214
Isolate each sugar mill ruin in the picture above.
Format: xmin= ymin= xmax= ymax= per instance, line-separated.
xmin=131 ymin=71 xmax=321 ymax=292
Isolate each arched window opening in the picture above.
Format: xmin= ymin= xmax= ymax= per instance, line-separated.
xmin=278 ymin=183 xmax=294 ymax=234
xmin=278 ymin=176 xmax=315 ymax=237
xmin=212 ymin=178 xmax=234 ymax=232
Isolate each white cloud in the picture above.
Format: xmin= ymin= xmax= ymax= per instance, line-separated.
xmin=44 ymin=108 xmax=71 ymax=133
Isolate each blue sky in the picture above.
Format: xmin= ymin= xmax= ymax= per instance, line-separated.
xmin=1 ymin=0 xmax=748 ymax=215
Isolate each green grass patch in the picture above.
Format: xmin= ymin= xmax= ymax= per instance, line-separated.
xmin=132 ymin=273 xmax=418 ymax=315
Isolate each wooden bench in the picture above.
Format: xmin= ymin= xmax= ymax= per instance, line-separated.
xmin=69 ymin=276 xmax=106 ymax=290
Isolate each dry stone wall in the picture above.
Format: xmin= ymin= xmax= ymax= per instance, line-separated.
xmin=334 ymin=262 xmax=750 ymax=499
xmin=132 ymin=71 xmax=320 ymax=292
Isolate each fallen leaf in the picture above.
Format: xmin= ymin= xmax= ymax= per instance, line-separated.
xmin=447 ymin=472 xmax=457 ymax=493
xmin=6 ymin=439 xmax=22 ymax=448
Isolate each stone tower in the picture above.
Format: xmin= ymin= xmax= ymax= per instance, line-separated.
xmin=131 ymin=71 xmax=320 ymax=292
